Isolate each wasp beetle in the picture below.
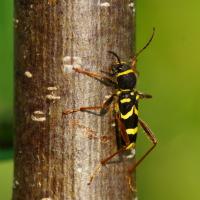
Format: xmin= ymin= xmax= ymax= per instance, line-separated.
xmin=63 ymin=28 xmax=157 ymax=187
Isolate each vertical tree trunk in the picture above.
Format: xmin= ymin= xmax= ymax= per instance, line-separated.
xmin=13 ymin=0 xmax=136 ymax=199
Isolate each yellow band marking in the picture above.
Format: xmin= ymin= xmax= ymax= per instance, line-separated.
xmin=126 ymin=127 xmax=138 ymax=135
xmin=134 ymin=107 xmax=139 ymax=116
xmin=117 ymin=69 xmax=134 ymax=77
xmin=120 ymin=98 xmax=131 ymax=103
xmin=126 ymin=143 xmax=135 ymax=150
xmin=136 ymin=94 xmax=140 ymax=100
xmin=121 ymin=106 xmax=134 ymax=119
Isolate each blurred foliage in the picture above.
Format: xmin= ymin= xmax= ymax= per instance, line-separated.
xmin=137 ymin=0 xmax=200 ymax=199
xmin=0 ymin=157 xmax=13 ymax=200
xmin=0 ymin=0 xmax=13 ymax=200
xmin=0 ymin=119 xmax=13 ymax=148
xmin=1 ymin=0 xmax=200 ymax=199
xmin=0 ymin=0 xmax=13 ymax=148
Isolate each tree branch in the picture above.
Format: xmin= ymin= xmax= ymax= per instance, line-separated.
xmin=13 ymin=0 xmax=136 ymax=199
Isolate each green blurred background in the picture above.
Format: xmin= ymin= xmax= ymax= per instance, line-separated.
xmin=1 ymin=0 xmax=200 ymax=199
xmin=0 ymin=0 xmax=14 ymax=200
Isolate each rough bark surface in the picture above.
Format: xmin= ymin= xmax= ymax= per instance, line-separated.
xmin=13 ymin=0 xmax=136 ymax=199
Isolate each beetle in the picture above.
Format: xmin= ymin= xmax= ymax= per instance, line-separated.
xmin=63 ymin=28 xmax=157 ymax=186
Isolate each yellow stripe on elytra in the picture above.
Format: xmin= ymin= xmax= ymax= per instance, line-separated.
xmin=126 ymin=127 xmax=138 ymax=135
xmin=120 ymin=106 xmax=134 ymax=119
xmin=126 ymin=143 xmax=135 ymax=150
xmin=134 ymin=107 xmax=139 ymax=116
xmin=120 ymin=98 xmax=131 ymax=103
xmin=116 ymin=69 xmax=134 ymax=77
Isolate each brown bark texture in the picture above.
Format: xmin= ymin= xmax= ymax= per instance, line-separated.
xmin=13 ymin=0 xmax=136 ymax=199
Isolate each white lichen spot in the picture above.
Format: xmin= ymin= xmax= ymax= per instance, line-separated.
xmin=34 ymin=111 xmax=44 ymax=115
xmin=128 ymin=2 xmax=135 ymax=14
xmin=134 ymin=197 xmax=138 ymax=200
xmin=31 ymin=115 xmax=46 ymax=122
xmin=24 ymin=71 xmax=33 ymax=78
xmin=63 ymin=64 xmax=74 ymax=73
xmin=111 ymin=123 xmax=116 ymax=127
xmin=41 ymin=198 xmax=52 ymax=200
xmin=15 ymin=19 xmax=19 ymax=24
xmin=99 ymin=2 xmax=110 ymax=7
xmin=46 ymin=94 xmax=61 ymax=100
xmin=30 ymin=4 xmax=33 ymax=8
xmin=128 ymin=2 xmax=134 ymax=8
xmin=62 ymin=56 xmax=82 ymax=74
xmin=46 ymin=86 xmax=60 ymax=102
xmin=104 ymin=95 xmax=111 ymax=99
xmin=14 ymin=18 xmax=19 ymax=28
xmin=31 ymin=111 xmax=46 ymax=122
xmin=47 ymin=86 xmax=57 ymax=91
xmin=63 ymin=56 xmax=82 ymax=65
xmin=13 ymin=180 xmax=20 ymax=189
xmin=77 ymin=168 xmax=82 ymax=173
xmin=15 ymin=180 xmax=19 ymax=185
xmin=62 ymin=56 xmax=71 ymax=63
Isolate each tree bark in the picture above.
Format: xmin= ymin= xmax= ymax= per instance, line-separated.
xmin=13 ymin=0 xmax=136 ymax=199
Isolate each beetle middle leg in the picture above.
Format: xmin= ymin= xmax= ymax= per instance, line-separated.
xmin=62 ymin=93 xmax=116 ymax=116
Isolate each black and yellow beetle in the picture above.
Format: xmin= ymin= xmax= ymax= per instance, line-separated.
xmin=63 ymin=28 xmax=157 ymax=185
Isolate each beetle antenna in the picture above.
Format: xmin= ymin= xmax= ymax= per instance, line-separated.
xmin=135 ymin=27 xmax=155 ymax=58
xmin=108 ymin=51 xmax=121 ymax=64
